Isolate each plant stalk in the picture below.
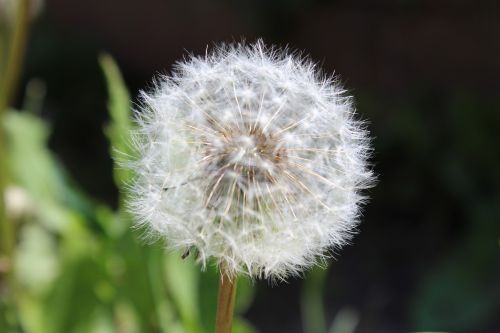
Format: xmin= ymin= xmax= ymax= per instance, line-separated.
xmin=215 ymin=269 xmax=237 ymax=333
xmin=0 ymin=0 xmax=31 ymax=285
xmin=0 ymin=0 xmax=31 ymax=112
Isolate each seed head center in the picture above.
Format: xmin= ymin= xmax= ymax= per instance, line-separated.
xmin=206 ymin=126 xmax=287 ymax=185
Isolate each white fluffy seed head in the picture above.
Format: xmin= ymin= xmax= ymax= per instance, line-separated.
xmin=127 ymin=40 xmax=374 ymax=280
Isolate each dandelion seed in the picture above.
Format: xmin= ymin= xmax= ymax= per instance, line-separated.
xmin=127 ymin=40 xmax=374 ymax=280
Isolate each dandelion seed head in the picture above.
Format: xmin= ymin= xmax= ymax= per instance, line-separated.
xmin=127 ymin=40 xmax=374 ymax=280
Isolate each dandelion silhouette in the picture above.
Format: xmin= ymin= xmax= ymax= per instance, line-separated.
xmin=126 ymin=39 xmax=374 ymax=333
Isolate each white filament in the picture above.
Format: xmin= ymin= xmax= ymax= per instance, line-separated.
xmin=127 ymin=40 xmax=374 ymax=280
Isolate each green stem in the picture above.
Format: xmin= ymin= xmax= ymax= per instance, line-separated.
xmin=0 ymin=21 xmax=5 ymax=81
xmin=215 ymin=269 xmax=237 ymax=333
xmin=0 ymin=0 xmax=31 ymax=113
xmin=0 ymin=0 xmax=31 ymax=291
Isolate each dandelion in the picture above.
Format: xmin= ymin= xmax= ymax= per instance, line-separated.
xmin=127 ymin=40 xmax=374 ymax=332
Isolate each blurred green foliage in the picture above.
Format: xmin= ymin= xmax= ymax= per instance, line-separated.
xmin=1 ymin=57 xmax=498 ymax=333
xmin=2 ymin=61 xmax=498 ymax=333
xmin=407 ymin=95 xmax=500 ymax=332
xmin=0 ymin=56 xmax=256 ymax=333
xmin=1 ymin=6 xmax=499 ymax=329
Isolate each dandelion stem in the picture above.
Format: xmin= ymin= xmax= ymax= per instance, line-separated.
xmin=215 ymin=269 xmax=237 ymax=333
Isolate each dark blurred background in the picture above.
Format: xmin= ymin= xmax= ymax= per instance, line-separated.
xmin=17 ymin=0 xmax=500 ymax=332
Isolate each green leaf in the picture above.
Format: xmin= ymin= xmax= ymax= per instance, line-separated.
xmin=42 ymin=256 xmax=107 ymax=333
xmin=145 ymin=244 xmax=181 ymax=333
xmin=98 ymin=53 xmax=133 ymax=189
xmin=234 ymin=276 xmax=255 ymax=314
xmin=4 ymin=110 xmax=99 ymax=232
xmin=95 ymin=205 xmax=128 ymax=239
xmin=233 ymin=319 xmax=257 ymax=333
xmin=114 ymin=235 xmax=173 ymax=332
xmin=199 ymin=265 xmax=219 ymax=332
xmin=164 ymin=253 xmax=203 ymax=333
xmin=4 ymin=111 xmax=62 ymax=203
xmin=301 ymin=266 xmax=329 ymax=333
xmin=14 ymin=224 xmax=59 ymax=294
